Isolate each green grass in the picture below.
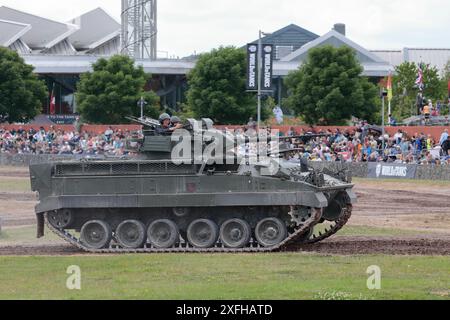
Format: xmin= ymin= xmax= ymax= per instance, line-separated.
xmin=0 ymin=178 xmax=31 ymax=192
xmin=0 ymin=225 xmax=60 ymax=244
xmin=0 ymin=254 xmax=448 ymax=300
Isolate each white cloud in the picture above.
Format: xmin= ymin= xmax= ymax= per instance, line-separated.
xmin=0 ymin=0 xmax=449 ymax=56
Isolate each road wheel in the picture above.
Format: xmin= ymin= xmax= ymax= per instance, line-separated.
xmin=147 ymin=219 xmax=179 ymax=249
xmin=80 ymin=220 xmax=112 ymax=249
xmin=116 ymin=220 xmax=146 ymax=249
xmin=187 ymin=219 xmax=219 ymax=248
xmin=220 ymin=219 xmax=251 ymax=248
xmin=255 ymin=217 xmax=287 ymax=247
xmin=48 ymin=209 xmax=74 ymax=229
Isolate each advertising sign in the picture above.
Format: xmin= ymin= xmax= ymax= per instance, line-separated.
xmin=246 ymin=44 xmax=258 ymax=90
xmin=261 ymin=44 xmax=274 ymax=90
xmin=368 ymin=163 xmax=417 ymax=179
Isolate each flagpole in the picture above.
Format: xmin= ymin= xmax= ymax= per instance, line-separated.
xmin=388 ymin=100 xmax=391 ymax=123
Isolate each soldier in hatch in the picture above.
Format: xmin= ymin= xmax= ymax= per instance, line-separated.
xmin=156 ymin=113 xmax=183 ymax=135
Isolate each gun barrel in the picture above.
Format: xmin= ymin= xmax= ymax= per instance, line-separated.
xmin=241 ymin=134 xmax=330 ymax=144
xmin=126 ymin=116 xmax=161 ymax=128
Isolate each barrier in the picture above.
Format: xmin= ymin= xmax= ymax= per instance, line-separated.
xmin=308 ymin=161 xmax=450 ymax=181
xmin=0 ymin=154 xmax=449 ymax=180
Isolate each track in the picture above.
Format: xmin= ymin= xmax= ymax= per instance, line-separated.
xmin=44 ymin=209 xmax=325 ymax=254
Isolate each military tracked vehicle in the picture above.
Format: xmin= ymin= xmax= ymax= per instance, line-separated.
xmin=30 ymin=117 xmax=356 ymax=253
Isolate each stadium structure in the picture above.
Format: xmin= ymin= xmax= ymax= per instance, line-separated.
xmin=1 ymin=4 xmax=449 ymax=121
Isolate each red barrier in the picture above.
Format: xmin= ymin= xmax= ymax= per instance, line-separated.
xmin=0 ymin=124 xmax=142 ymax=135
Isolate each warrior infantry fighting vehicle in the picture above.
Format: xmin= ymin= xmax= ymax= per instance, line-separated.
xmin=30 ymin=117 xmax=356 ymax=253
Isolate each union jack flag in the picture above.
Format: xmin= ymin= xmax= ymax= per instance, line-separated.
xmin=415 ymin=63 xmax=424 ymax=90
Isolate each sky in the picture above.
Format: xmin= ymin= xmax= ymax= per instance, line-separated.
xmin=0 ymin=0 xmax=449 ymax=57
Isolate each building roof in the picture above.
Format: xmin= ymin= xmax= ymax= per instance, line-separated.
xmin=0 ymin=6 xmax=78 ymax=50
xmin=248 ymin=24 xmax=319 ymax=59
xmin=281 ymin=29 xmax=389 ymax=64
xmin=68 ymin=7 xmax=120 ymax=50
xmin=404 ymin=48 xmax=450 ymax=74
xmin=22 ymin=54 xmax=196 ymax=75
xmin=8 ymin=38 xmax=31 ymax=54
xmin=370 ymin=50 xmax=404 ymax=66
xmin=0 ymin=18 xmax=31 ymax=47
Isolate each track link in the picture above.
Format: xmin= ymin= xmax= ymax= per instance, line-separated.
xmin=45 ymin=209 xmax=323 ymax=254
xmin=303 ymin=205 xmax=353 ymax=245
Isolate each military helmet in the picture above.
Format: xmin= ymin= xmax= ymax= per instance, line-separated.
xmin=159 ymin=113 xmax=171 ymax=123
xmin=171 ymin=116 xmax=181 ymax=124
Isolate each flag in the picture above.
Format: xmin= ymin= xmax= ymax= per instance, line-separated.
xmin=415 ymin=63 xmax=424 ymax=90
xmin=49 ymin=83 xmax=56 ymax=115
xmin=387 ymin=74 xmax=393 ymax=102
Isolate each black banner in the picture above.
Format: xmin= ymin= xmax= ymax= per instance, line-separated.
xmin=246 ymin=44 xmax=258 ymax=90
xmin=367 ymin=163 xmax=417 ymax=179
xmin=262 ymin=44 xmax=274 ymax=90
xmin=47 ymin=115 xmax=78 ymax=125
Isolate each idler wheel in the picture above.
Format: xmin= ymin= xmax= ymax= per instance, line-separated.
xmin=147 ymin=219 xmax=180 ymax=249
xmin=116 ymin=220 xmax=146 ymax=249
xmin=255 ymin=218 xmax=287 ymax=247
xmin=220 ymin=219 xmax=251 ymax=248
xmin=48 ymin=209 xmax=74 ymax=229
xmin=80 ymin=220 xmax=112 ymax=249
xmin=187 ymin=219 xmax=219 ymax=248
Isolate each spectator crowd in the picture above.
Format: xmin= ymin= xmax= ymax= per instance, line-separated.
xmin=280 ymin=127 xmax=450 ymax=165
xmin=0 ymin=126 xmax=139 ymax=157
xmin=1 ymin=123 xmax=449 ymax=165
xmin=234 ymin=123 xmax=450 ymax=165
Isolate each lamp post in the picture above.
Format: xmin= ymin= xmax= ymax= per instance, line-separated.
xmin=381 ymin=89 xmax=388 ymax=151
xmin=138 ymin=96 xmax=147 ymax=119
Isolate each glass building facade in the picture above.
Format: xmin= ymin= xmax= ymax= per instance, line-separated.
xmin=39 ymin=74 xmax=80 ymax=115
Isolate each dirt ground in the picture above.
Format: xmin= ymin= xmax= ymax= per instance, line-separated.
xmin=0 ymin=166 xmax=449 ymax=256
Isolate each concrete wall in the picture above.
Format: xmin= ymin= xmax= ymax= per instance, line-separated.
xmin=0 ymin=154 xmax=449 ymax=180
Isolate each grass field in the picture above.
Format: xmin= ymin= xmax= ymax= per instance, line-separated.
xmin=0 ymin=254 xmax=448 ymax=300
xmin=0 ymin=225 xmax=61 ymax=244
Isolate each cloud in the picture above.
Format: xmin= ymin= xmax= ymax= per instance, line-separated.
xmin=0 ymin=0 xmax=448 ymax=56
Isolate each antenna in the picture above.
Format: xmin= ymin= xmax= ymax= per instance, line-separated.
xmin=121 ymin=0 xmax=157 ymax=60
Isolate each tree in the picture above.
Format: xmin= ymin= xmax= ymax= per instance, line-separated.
xmin=0 ymin=47 xmax=46 ymax=122
xmin=76 ymin=55 xmax=160 ymax=124
xmin=186 ymin=46 xmax=263 ymax=124
xmin=443 ymin=60 xmax=450 ymax=81
xmin=284 ymin=46 xmax=378 ymax=125
xmin=391 ymin=62 xmax=447 ymax=120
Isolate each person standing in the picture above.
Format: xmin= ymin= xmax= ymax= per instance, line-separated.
xmin=440 ymin=129 xmax=449 ymax=146
xmin=272 ymin=105 xmax=284 ymax=125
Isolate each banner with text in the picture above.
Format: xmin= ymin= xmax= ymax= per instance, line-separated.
xmin=246 ymin=44 xmax=258 ymax=90
xmin=367 ymin=163 xmax=417 ymax=179
xmin=262 ymin=44 xmax=274 ymax=90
